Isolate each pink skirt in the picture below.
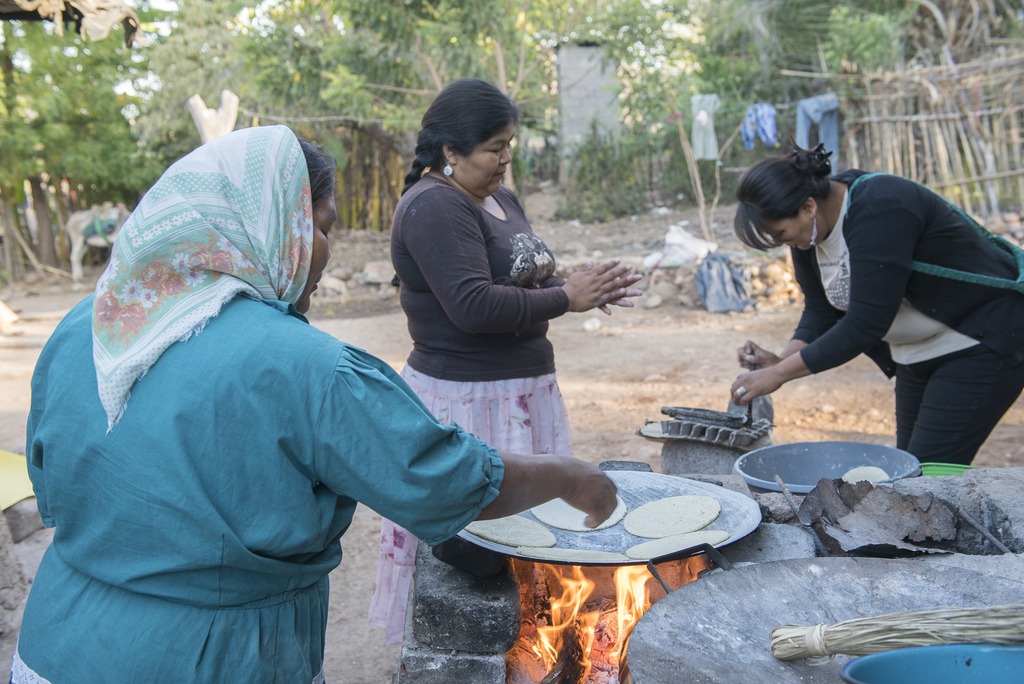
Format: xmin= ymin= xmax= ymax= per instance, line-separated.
xmin=367 ymin=367 xmax=573 ymax=644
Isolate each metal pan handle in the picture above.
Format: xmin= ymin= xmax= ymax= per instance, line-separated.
xmin=645 ymin=543 xmax=734 ymax=594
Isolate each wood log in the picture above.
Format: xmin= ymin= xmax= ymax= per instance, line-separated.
xmin=539 ymin=619 xmax=589 ymax=684
xmin=799 ymin=479 xmax=958 ymax=557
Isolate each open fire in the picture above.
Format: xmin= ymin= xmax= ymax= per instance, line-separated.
xmin=507 ymin=556 xmax=713 ymax=684
xmin=398 ymin=468 xmax=1024 ymax=684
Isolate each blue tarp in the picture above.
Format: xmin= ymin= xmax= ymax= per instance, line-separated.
xmin=696 ymin=253 xmax=753 ymax=313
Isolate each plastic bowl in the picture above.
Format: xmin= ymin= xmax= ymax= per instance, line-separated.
xmin=841 ymin=643 xmax=1024 ymax=684
xmin=733 ymin=441 xmax=921 ymax=494
xmin=919 ymin=462 xmax=975 ymax=477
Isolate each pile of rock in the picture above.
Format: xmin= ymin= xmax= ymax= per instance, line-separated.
xmin=312 ymin=260 xmax=398 ymax=305
xmin=642 ymin=262 xmax=699 ymax=309
xmin=738 ymin=254 xmax=803 ymax=309
xmin=639 ymin=253 xmax=802 ymax=311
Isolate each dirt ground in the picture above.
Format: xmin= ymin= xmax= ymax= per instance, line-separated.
xmin=2 ymin=188 xmax=1022 ymax=682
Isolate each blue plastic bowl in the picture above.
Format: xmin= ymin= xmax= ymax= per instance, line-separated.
xmin=841 ymin=644 xmax=1024 ymax=684
xmin=733 ymin=441 xmax=921 ymax=494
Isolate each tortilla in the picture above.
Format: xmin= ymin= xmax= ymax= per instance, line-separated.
xmin=623 ymin=495 xmax=721 ymax=539
xmin=841 ymin=465 xmax=890 ymax=484
xmin=530 ymin=495 xmax=627 ymax=532
xmin=514 ymin=547 xmax=630 ymax=563
xmin=625 ymin=530 xmax=731 ymax=560
xmin=465 ymin=515 xmax=556 ymax=548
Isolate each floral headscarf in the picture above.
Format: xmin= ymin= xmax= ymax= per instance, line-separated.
xmin=92 ymin=125 xmax=313 ymax=429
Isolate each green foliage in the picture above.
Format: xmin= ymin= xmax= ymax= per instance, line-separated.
xmin=823 ymin=6 xmax=908 ymax=74
xmin=537 ymin=1 xmax=699 ymax=222
xmin=135 ymin=0 xmax=251 ymax=165
xmin=0 ymin=27 xmax=37 ymax=189
xmin=555 ymin=123 xmax=688 ymax=223
xmin=0 ymin=19 xmax=156 ymax=207
xmin=332 ymin=0 xmax=573 ymax=110
xmin=5 ymin=0 xmax=1022 ymax=250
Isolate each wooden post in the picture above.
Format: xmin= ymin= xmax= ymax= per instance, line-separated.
xmin=671 ymin=108 xmax=712 ymax=243
xmin=187 ymin=90 xmax=240 ymax=144
xmin=0 ymin=192 xmax=20 ymax=284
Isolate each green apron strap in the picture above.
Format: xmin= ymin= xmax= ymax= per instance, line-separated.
xmin=847 ymin=174 xmax=1024 ymax=294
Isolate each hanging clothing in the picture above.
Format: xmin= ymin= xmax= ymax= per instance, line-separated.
xmin=795 ymin=92 xmax=841 ymax=167
xmin=741 ymin=103 xmax=778 ymax=150
xmin=690 ymin=94 xmax=722 ymax=161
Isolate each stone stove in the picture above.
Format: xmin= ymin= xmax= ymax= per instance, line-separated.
xmin=392 ymin=457 xmax=803 ymax=684
xmin=394 ymin=466 xmax=1024 ymax=684
xmin=394 ymin=536 xmax=720 ymax=684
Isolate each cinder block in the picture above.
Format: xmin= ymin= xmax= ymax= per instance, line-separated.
xmin=410 ymin=544 xmax=520 ymax=653
xmin=660 ymin=441 xmax=745 ymax=476
xmin=395 ymin=648 xmax=506 ymax=684
xmin=4 ymin=498 xmax=43 ymax=543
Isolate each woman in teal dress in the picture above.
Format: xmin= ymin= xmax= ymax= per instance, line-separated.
xmin=12 ymin=125 xmax=617 ymax=683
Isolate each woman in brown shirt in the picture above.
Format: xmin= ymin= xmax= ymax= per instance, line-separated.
xmin=370 ymin=78 xmax=642 ymax=643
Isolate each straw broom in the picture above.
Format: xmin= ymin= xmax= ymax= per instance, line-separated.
xmin=770 ymin=602 xmax=1024 ymax=661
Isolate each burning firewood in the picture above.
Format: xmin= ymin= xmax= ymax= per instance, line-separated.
xmin=539 ymin=619 xmax=590 ymax=684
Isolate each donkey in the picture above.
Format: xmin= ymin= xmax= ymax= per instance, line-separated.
xmin=65 ymin=202 xmax=130 ymax=286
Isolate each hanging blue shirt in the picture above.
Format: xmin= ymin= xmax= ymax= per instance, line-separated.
xmin=741 ymin=103 xmax=778 ymax=150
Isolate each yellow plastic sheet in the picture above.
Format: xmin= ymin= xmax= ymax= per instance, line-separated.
xmin=0 ymin=449 xmax=34 ymax=510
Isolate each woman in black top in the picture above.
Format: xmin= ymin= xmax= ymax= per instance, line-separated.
xmin=370 ymin=78 xmax=643 ymax=643
xmin=729 ymin=144 xmax=1024 ymax=465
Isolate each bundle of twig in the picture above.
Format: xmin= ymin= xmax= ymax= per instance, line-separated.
xmin=771 ymin=602 xmax=1024 ymax=661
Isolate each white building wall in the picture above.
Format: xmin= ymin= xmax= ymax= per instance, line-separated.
xmin=557 ymin=44 xmax=621 ymax=184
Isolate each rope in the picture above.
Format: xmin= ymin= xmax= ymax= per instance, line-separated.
xmin=805 ymin=623 xmax=829 ymax=657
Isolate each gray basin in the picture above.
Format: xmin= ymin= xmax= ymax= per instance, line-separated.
xmin=734 ymin=440 xmax=921 ymax=494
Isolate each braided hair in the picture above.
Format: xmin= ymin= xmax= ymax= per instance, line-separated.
xmin=734 ymin=143 xmax=834 ymax=250
xmin=402 ymin=78 xmax=519 ymax=195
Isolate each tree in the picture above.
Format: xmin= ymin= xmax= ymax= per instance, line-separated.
xmin=136 ymin=0 xmax=252 ymax=164
xmin=0 ymin=16 xmax=150 ymax=277
xmin=0 ymin=22 xmax=40 ymax=274
xmin=219 ymin=0 xmax=593 ymax=229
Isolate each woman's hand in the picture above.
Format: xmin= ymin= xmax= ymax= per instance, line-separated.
xmin=559 ymin=462 xmax=620 ymax=529
xmin=730 ymin=341 xmax=811 ymax=405
xmin=737 ymin=340 xmax=781 ymax=370
xmin=562 ymin=260 xmax=644 ymax=314
xmin=479 ymin=454 xmax=619 ymax=528
xmin=730 ymin=367 xmax=785 ymax=405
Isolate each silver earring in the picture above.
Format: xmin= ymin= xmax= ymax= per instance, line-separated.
xmin=810 ymin=216 xmax=819 ymax=246
xmin=443 ymin=162 xmax=453 ymax=177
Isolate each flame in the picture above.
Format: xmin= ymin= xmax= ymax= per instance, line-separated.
xmin=613 ymin=565 xmax=652 ymax=662
xmin=533 ymin=565 xmax=599 ymax=670
xmin=531 ymin=564 xmax=654 ymax=677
